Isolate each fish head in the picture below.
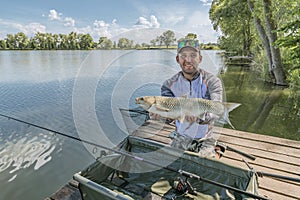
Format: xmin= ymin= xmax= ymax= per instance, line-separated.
xmin=135 ymin=96 xmax=156 ymax=110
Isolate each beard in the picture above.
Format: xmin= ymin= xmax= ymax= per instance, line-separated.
xmin=182 ymin=63 xmax=198 ymax=75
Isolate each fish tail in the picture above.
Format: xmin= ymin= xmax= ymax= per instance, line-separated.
xmin=223 ymin=102 xmax=241 ymax=112
xmin=222 ymin=102 xmax=241 ymax=129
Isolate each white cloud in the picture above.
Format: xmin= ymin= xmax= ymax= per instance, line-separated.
xmin=92 ymin=20 xmax=111 ymax=38
xmin=74 ymin=26 xmax=92 ymax=34
xmin=150 ymin=15 xmax=160 ymax=28
xmin=134 ymin=15 xmax=160 ymax=28
xmin=25 ymin=23 xmax=47 ymax=34
xmin=0 ymin=20 xmax=46 ymax=36
xmin=199 ymin=0 xmax=213 ymax=6
xmin=48 ymin=9 xmax=76 ymax=28
xmin=162 ymin=15 xmax=184 ymax=26
xmin=112 ymin=19 xmax=117 ymax=25
xmin=64 ymin=17 xmax=75 ymax=27
xmin=48 ymin=9 xmax=62 ymax=21
xmin=93 ymin=20 xmax=110 ymax=28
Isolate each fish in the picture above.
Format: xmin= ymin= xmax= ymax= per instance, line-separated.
xmin=135 ymin=96 xmax=241 ymax=129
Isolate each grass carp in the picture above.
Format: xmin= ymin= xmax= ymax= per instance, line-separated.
xmin=135 ymin=96 xmax=241 ymax=129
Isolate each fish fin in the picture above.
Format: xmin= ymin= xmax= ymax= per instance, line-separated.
xmin=220 ymin=102 xmax=241 ymax=129
xmin=218 ymin=102 xmax=241 ymax=129
xmin=223 ymin=102 xmax=241 ymax=112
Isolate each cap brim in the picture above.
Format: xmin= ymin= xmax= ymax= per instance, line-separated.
xmin=177 ymin=46 xmax=199 ymax=53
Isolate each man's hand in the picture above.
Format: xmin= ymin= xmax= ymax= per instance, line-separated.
xmin=184 ymin=116 xmax=198 ymax=122
xmin=185 ymin=113 xmax=219 ymax=124
xmin=149 ymin=112 xmax=161 ymax=120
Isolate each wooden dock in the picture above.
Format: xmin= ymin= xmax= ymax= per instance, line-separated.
xmin=47 ymin=120 xmax=300 ymax=200
xmin=225 ymin=56 xmax=253 ymax=66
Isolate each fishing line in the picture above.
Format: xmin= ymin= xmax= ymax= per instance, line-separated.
xmin=0 ymin=112 xmax=270 ymax=200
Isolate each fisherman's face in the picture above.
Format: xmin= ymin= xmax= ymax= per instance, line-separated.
xmin=176 ymin=47 xmax=202 ymax=77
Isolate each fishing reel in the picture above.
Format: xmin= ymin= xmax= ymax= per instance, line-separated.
xmin=173 ymin=177 xmax=197 ymax=196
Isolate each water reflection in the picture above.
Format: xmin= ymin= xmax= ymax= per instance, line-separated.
xmin=221 ymin=65 xmax=299 ymax=140
xmin=0 ymin=128 xmax=60 ymax=182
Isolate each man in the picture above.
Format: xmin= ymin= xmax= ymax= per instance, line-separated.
xmin=160 ymin=39 xmax=223 ymax=156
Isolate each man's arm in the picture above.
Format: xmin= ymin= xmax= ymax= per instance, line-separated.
xmin=203 ymin=71 xmax=223 ymax=102
xmin=161 ymin=80 xmax=175 ymax=97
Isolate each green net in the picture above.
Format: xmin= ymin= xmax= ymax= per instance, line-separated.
xmin=78 ymin=136 xmax=259 ymax=200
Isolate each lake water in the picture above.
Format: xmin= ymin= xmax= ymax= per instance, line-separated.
xmin=0 ymin=50 xmax=299 ymax=200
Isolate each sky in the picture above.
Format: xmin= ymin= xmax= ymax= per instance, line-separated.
xmin=0 ymin=0 xmax=220 ymax=43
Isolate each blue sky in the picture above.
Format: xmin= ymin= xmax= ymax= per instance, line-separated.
xmin=0 ymin=0 xmax=220 ymax=43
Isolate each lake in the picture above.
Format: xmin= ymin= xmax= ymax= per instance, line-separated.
xmin=0 ymin=50 xmax=299 ymax=200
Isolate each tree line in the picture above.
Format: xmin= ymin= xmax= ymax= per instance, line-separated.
xmin=0 ymin=30 xmax=183 ymax=51
xmin=0 ymin=30 xmax=220 ymax=51
xmin=209 ymin=0 xmax=299 ymax=87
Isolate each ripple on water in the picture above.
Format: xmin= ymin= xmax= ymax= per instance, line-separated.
xmin=0 ymin=130 xmax=59 ymax=182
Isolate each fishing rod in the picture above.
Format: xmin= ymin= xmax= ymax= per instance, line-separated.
xmin=0 ymin=113 xmax=270 ymax=200
xmin=243 ymin=159 xmax=300 ymax=183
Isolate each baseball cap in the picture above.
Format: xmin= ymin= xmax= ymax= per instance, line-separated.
xmin=177 ymin=39 xmax=200 ymax=53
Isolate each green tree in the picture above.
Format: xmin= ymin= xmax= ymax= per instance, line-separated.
xmin=185 ymin=33 xmax=197 ymax=40
xmin=210 ymin=0 xmax=252 ymax=56
xmin=117 ymin=38 xmax=133 ymax=49
xmin=15 ymin=32 xmax=29 ymax=49
xmin=247 ymin=0 xmax=287 ymax=85
xmin=0 ymin=39 xmax=7 ymax=49
xmin=6 ymin=34 xmax=17 ymax=49
xmin=150 ymin=39 xmax=156 ymax=47
xmin=162 ymin=30 xmax=176 ymax=48
xmin=156 ymin=35 xmax=164 ymax=47
xmin=79 ymin=34 xmax=94 ymax=49
xmin=98 ymin=37 xmax=113 ymax=49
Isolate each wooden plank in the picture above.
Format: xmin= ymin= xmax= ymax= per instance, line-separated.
xmin=258 ymin=177 xmax=300 ymax=199
xmin=132 ymin=130 xmax=171 ymax=144
xmin=218 ymin=136 xmax=300 ymax=165
xmin=219 ymin=157 xmax=300 ymax=199
xmin=46 ymin=181 xmax=81 ymax=200
xmin=223 ymin=150 xmax=300 ymax=177
xmin=218 ymin=134 xmax=300 ymax=158
xmin=215 ymin=127 xmax=300 ymax=149
xmin=258 ymin=188 xmax=299 ymax=200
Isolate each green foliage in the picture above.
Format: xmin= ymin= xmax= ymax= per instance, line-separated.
xmin=162 ymin=30 xmax=176 ymax=48
xmin=210 ymin=0 xmax=252 ymax=55
xmin=0 ymin=39 xmax=6 ymax=49
xmin=151 ymin=30 xmax=176 ymax=48
xmin=185 ymin=33 xmax=197 ymax=40
xmin=98 ymin=37 xmax=113 ymax=49
xmin=275 ymin=5 xmax=300 ymax=110
xmin=118 ymin=38 xmax=133 ymax=49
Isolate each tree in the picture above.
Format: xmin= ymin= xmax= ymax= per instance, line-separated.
xmin=162 ymin=30 xmax=176 ymax=48
xmin=185 ymin=33 xmax=197 ymax=40
xmin=210 ymin=0 xmax=288 ymax=85
xmin=117 ymin=38 xmax=133 ymax=49
xmin=156 ymin=35 xmax=164 ymax=47
xmin=15 ymin=32 xmax=29 ymax=49
xmin=150 ymin=39 xmax=156 ymax=47
xmin=247 ymin=0 xmax=287 ymax=85
xmin=79 ymin=34 xmax=94 ymax=49
xmin=210 ymin=0 xmax=252 ymax=55
xmin=6 ymin=34 xmax=17 ymax=49
xmin=0 ymin=39 xmax=6 ymax=49
xmin=98 ymin=37 xmax=113 ymax=49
